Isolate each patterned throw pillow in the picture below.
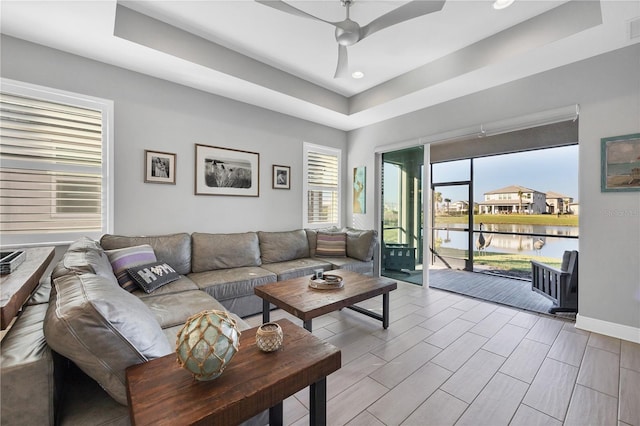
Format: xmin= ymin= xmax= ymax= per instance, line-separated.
xmin=315 ymin=232 xmax=347 ymax=257
xmin=127 ymin=261 xmax=180 ymax=293
xmin=106 ymin=245 xmax=157 ymax=292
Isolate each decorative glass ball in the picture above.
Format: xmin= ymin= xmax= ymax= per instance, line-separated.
xmin=175 ymin=310 xmax=241 ymax=381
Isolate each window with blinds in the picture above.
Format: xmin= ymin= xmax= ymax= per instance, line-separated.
xmin=303 ymin=143 xmax=341 ymax=228
xmin=0 ymin=79 xmax=113 ymax=247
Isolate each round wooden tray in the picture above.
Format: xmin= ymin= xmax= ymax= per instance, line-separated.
xmin=309 ymin=274 xmax=344 ymax=290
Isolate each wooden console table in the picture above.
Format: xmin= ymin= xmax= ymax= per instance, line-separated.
xmin=126 ymin=318 xmax=341 ymax=426
xmin=0 ymin=246 xmax=55 ymax=330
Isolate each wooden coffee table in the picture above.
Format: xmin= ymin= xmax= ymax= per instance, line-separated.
xmin=254 ymin=270 xmax=397 ymax=332
xmin=126 ymin=319 xmax=340 ymax=426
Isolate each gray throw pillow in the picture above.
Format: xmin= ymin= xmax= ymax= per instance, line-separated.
xmin=127 ymin=261 xmax=181 ymax=293
xmin=345 ymin=228 xmax=377 ymax=261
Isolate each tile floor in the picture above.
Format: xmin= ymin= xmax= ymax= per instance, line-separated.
xmin=245 ymin=280 xmax=640 ymax=426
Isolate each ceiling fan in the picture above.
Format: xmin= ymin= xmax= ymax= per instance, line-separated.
xmin=255 ymin=0 xmax=446 ymax=78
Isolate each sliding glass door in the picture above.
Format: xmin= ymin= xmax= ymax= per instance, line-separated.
xmin=381 ymin=146 xmax=423 ymax=283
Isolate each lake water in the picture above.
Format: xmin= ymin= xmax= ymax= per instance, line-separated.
xmin=434 ymin=224 xmax=579 ymax=259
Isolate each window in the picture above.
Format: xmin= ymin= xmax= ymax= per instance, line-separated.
xmin=0 ymin=79 xmax=113 ymax=247
xmin=303 ymin=142 xmax=341 ymax=228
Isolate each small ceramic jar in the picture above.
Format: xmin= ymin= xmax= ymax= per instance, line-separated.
xmin=256 ymin=322 xmax=283 ymax=352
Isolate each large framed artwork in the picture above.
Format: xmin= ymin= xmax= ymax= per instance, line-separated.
xmin=601 ymin=133 xmax=640 ymax=192
xmin=195 ymin=144 xmax=260 ymax=196
xmin=144 ymin=150 xmax=176 ymax=184
xmin=353 ymin=166 xmax=366 ymax=213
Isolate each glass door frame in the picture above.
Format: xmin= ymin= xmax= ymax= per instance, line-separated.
xmin=430 ymin=160 xmax=475 ymax=271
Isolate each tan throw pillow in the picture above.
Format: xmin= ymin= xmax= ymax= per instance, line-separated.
xmin=315 ymin=232 xmax=347 ymax=257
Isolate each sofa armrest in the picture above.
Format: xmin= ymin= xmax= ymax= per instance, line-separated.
xmin=372 ymin=239 xmax=380 ymax=277
xmin=1 ymin=304 xmax=55 ymax=426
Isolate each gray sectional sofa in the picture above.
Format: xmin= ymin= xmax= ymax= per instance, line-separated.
xmin=0 ymin=228 xmax=378 ymax=426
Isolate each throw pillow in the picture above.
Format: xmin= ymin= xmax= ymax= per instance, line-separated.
xmin=345 ymin=228 xmax=377 ymax=261
xmin=315 ymin=232 xmax=347 ymax=257
xmin=127 ymin=261 xmax=181 ymax=293
xmin=106 ymin=245 xmax=157 ymax=292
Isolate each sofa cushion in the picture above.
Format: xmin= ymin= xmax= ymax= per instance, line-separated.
xmin=315 ymin=232 xmax=347 ymax=257
xmin=127 ymin=261 xmax=181 ymax=293
xmin=319 ymin=257 xmax=374 ymax=275
xmin=260 ymin=259 xmax=332 ymax=281
xmin=141 ymin=290 xmax=226 ymax=329
xmin=191 ymin=232 xmax=261 ymax=272
xmin=44 ymin=273 xmax=172 ymax=406
xmin=345 ymin=228 xmax=377 ymax=261
xmin=100 ymin=233 xmax=192 ymax=275
xmin=160 ymin=312 xmax=250 ymax=353
xmin=189 ymin=266 xmax=276 ymax=301
xmin=106 ymin=245 xmax=157 ymax=292
xmin=258 ymin=230 xmax=310 ymax=264
xmin=130 ymin=275 xmax=199 ymax=299
xmin=1 ymin=304 xmax=54 ymax=426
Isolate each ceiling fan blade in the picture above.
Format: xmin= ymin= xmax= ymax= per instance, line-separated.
xmin=255 ymin=0 xmax=338 ymax=27
xmin=360 ymin=0 xmax=446 ymax=40
xmin=333 ymin=45 xmax=349 ymax=79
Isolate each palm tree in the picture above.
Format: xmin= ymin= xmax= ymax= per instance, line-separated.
xmin=434 ymin=191 xmax=442 ymax=213
xmin=444 ymin=198 xmax=451 ymax=215
xmin=517 ymin=189 xmax=523 ymax=214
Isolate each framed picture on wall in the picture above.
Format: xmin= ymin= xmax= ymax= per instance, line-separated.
xmin=144 ymin=150 xmax=176 ymax=184
xmin=272 ymin=165 xmax=290 ymax=189
xmin=601 ymin=133 xmax=640 ymax=192
xmin=353 ymin=166 xmax=366 ymax=213
xmin=195 ymin=144 xmax=260 ymax=196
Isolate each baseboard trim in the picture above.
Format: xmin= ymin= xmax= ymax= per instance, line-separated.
xmin=575 ymin=314 xmax=640 ymax=344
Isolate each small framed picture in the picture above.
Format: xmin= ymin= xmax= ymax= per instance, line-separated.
xmin=145 ymin=150 xmax=176 ymax=184
xmin=272 ymin=165 xmax=290 ymax=189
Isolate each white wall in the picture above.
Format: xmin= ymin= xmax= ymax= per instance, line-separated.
xmin=347 ymin=44 xmax=640 ymax=341
xmin=1 ymin=36 xmax=347 ymax=235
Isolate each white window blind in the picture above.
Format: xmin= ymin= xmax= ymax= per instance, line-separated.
xmin=303 ymin=143 xmax=341 ymax=228
xmin=0 ymin=79 xmax=113 ymax=247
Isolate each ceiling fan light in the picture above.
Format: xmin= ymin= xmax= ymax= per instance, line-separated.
xmin=352 ymin=71 xmax=364 ymax=79
xmin=493 ymin=0 xmax=514 ymax=10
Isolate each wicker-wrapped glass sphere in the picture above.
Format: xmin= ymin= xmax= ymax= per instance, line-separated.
xmin=176 ymin=310 xmax=241 ymax=381
xmin=256 ymin=322 xmax=283 ymax=352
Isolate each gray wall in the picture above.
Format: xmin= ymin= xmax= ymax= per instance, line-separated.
xmin=0 ymin=35 xmax=347 ymax=235
xmin=2 ymin=35 xmax=639 ymax=339
xmin=348 ymin=44 xmax=640 ymax=338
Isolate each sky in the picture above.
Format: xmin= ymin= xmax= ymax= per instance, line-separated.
xmin=384 ymin=145 xmax=579 ymax=205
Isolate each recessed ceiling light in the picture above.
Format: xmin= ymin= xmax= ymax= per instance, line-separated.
xmin=352 ymin=71 xmax=364 ymax=79
xmin=493 ymin=0 xmax=514 ymax=10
